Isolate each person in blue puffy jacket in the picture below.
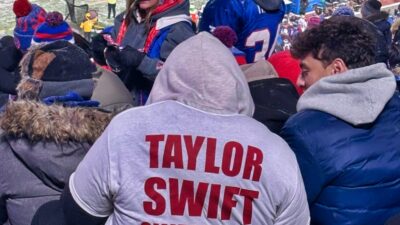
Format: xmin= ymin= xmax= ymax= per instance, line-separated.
xmin=281 ymin=16 xmax=400 ymax=225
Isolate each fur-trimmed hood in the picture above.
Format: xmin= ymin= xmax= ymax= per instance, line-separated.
xmin=0 ymin=100 xmax=112 ymax=192
xmin=0 ymin=100 xmax=112 ymax=143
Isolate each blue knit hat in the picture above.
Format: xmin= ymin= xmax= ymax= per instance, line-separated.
xmin=332 ymin=5 xmax=355 ymax=17
xmin=32 ymin=11 xmax=74 ymax=45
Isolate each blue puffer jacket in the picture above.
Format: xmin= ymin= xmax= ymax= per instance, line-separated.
xmin=281 ymin=63 xmax=400 ymax=225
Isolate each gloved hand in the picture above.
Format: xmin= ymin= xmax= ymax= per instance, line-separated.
xmin=104 ymin=45 xmax=146 ymax=73
xmin=119 ymin=45 xmax=146 ymax=68
xmin=90 ymin=34 xmax=108 ymax=65
xmin=104 ymin=45 xmax=121 ymax=73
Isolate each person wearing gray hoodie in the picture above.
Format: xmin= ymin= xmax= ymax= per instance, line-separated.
xmin=281 ymin=16 xmax=400 ymax=225
xmin=32 ymin=32 xmax=310 ymax=225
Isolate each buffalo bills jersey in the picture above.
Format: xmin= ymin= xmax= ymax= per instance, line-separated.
xmin=199 ymin=0 xmax=285 ymax=63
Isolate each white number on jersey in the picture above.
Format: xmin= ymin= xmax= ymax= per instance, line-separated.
xmin=245 ymin=29 xmax=270 ymax=62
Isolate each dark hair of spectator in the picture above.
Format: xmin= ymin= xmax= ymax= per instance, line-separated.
xmin=389 ymin=43 xmax=400 ymax=70
xmin=290 ymin=16 xmax=376 ymax=69
xmin=125 ymin=0 xmax=158 ymax=29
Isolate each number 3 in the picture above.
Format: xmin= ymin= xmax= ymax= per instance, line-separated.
xmin=245 ymin=29 xmax=271 ymax=61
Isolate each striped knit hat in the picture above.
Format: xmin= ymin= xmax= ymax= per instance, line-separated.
xmin=32 ymin=11 xmax=74 ymax=45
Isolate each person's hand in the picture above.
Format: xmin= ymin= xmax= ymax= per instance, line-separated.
xmin=119 ymin=46 xmax=146 ymax=68
xmin=104 ymin=45 xmax=146 ymax=73
xmin=91 ymin=34 xmax=108 ymax=65
xmin=104 ymin=45 xmax=122 ymax=73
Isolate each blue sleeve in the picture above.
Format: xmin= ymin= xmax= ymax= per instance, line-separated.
xmin=137 ymin=22 xmax=194 ymax=79
xmin=159 ymin=22 xmax=194 ymax=61
xmin=198 ymin=0 xmax=243 ymax=32
xmin=280 ymin=121 xmax=327 ymax=204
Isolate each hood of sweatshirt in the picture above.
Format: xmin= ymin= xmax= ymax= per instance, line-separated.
xmin=147 ymin=32 xmax=255 ymax=117
xmin=297 ymin=63 xmax=396 ymax=125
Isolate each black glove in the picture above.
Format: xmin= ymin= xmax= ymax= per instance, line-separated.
xmin=104 ymin=45 xmax=123 ymax=73
xmin=0 ymin=68 xmax=20 ymax=95
xmin=104 ymin=45 xmax=146 ymax=74
xmin=119 ymin=45 xmax=146 ymax=68
xmin=90 ymin=34 xmax=108 ymax=65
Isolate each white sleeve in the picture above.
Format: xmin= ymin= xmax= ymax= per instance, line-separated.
xmin=69 ymin=126 xmax=113 ymax=217
xmin=274 ymin=168 xmax=310 ymax=225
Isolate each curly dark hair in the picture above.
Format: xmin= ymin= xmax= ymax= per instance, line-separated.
xmin=291 ymin=16 xmax=376 ymax=69
xmin=389 ymin=43 xmax=400 ymax=69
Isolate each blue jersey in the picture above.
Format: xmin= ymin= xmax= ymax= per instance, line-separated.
xmin=199 ymin=0 xmax=285 ymax=63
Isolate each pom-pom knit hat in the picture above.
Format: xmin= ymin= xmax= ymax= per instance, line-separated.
xmin=212 ymin=26 xmax=238 ymax=48
xmin=32 ymin=11 xmax=74 ymax=45
xmin=13 ymin=2 xmax=46 ymax=52
xmin=13 ymin=0 xmax=32 ymax=17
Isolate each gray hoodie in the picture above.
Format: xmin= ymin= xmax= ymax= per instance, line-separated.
xmin=297 ymin=63 xmax=396 ymax=125
xmin=69 ymin=32 xmax=310 ymax=225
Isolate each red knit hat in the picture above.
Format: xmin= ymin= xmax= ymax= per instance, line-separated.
xmin=267 ymin=50 xmax=303 ymax=95
xmin=13 ymin=0 xmax=32 ymax=17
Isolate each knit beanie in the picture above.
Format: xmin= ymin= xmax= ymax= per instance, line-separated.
xmin=32 ymin=11 xmax=74 ymax=45
xmin=211 ymin=26 xmax=248 ymax=64
xmin=13 ymin=0 xmax=32 ymax=17
xmin=267 ymin=50 xmax=303 ymax=95
xmin=212 ymin=26 xmax=238 ymax=48
xmin=361 ymin=0 xmax=381 ymax=18
xmin=17 ymin=41 xmax=96 ymax=99
xmin=332 ymin=5 xmax=355 ymax=17
xmin=13 ymin=4 xmax=47 ymax=52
